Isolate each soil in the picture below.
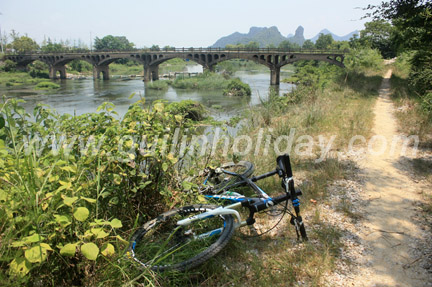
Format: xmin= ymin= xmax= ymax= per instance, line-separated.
xmin=341 ymin=69 xmax=432 ymax=286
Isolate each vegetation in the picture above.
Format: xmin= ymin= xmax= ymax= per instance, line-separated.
xmin=94 ymin=35 xmax=135 ymax=51
xmin=171 ymin=72 xmax=230 ymax=90
xmin=223 ymin=78 xmax=252 ymax=97
xmin=146 ymin=80 xmax=169 ymax=90
xmin=35 ymin=81 xmax=61 ymax=90
xmin=0 ymin=98 xmax=207 ymax=286
xmin=367 ymin=0 xmax=432 ymax=142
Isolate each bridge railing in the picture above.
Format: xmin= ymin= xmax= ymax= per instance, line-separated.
xmin=5 ymin=47 xmax=348 ymax=56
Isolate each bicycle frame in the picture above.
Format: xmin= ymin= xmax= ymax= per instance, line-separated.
xmin=177 ymin=167 xmax=299 ymax=231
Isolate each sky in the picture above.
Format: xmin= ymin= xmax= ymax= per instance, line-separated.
xmin=0 ymin=0 xmax=384 ymax=48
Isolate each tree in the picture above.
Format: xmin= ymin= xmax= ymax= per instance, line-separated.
xmin=94 ymin=35 xmax=135 ymax=51
xmin=315 ymin=33 xmax=334 ymax=50
xmin=10 ymin=34 xmax=39 ymax=53
xmin=41 ymin=39 xmax=65 ymax=53
xmin=245 ymin=41 xmax=259 ymax=50
xmin=360 ymin=20 xmax=396 ymax=58
xmin=367 ymin=0 xmax=431 ymax=52
xmin=302 ymin=40 xmax=315 ymax=49
xmin=368 ymin=0 xmax=432 ymax=95
xmin=278 ymin=40 xmax=300 ymax=51
xmin=150 ymin=45 xmax=160 ymax=51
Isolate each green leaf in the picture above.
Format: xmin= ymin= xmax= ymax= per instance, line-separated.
xmin=128 ymin=92 xmax=136 ymax=99
xmin=80 ymin=196 xmax=96 ymax=203
xmin=54 ymin=214 xmax=71 ymax=228
xmin=60 ymin=166 xmax=76 ymax=173
xmin=154 ymin=102 xmax=164 ymax=113
xmin=24 ymin=233 xmax=44 ymax=244
xmin=91 ymin=228 xmax=109 ymax=239
xmin=63 ymin=196 xmax=78 ymax=207
xmin=57 ymin=180 xmax=72 ymax=192
xmin=182 ymin=181 xmax=193 ymax=191
xmin=0 ymin=116 xmax=5 ymax=129
xmin=109 ymin=218 xmax=122 ymax=228
xmin=101 ymin=243 xmax=115 ymax=256
xmin=25 ymin=245 xmax=48 ymax=263
xmin=0 ymin=189 xmax=7 ymax=202
xmin=9 ymin=257 xmax=31 ymax=277
xmin=60 ymin=243 xmax=78 ymax=257
xmin=74 ymin=207 xmax=90 ymax=222
xmin=162 ymin=162 xmax=169 ymax=172
xmin=81 ymin=243 xmax=99 ymax=261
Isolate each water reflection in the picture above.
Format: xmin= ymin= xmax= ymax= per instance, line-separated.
xmin=1 ymin=66 xmax=294 ymax=121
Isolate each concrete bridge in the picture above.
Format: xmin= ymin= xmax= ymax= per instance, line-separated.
xmin=4 ymin=48 xmax=346 ymax=85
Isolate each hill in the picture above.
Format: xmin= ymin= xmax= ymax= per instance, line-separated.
xmin=211 ymin=26 xmax=358 ymax=48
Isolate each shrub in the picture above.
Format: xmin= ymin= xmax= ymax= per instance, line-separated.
xmin=2 ymin=60 xmax=17 ymax=72
xmin=0 ymin=99 xmax=201 ymax=285
xmin=223 ymin=78 xmax=251 ymax=96
xmin=166 ymin=100 xmax=208 ymax=121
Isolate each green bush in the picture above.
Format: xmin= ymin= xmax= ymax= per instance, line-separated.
xmin=223 ymin=78 xmax=251 ymax=96
xmin=166 ymin=99 xmax=208 ymax=121
xmin=29 ymin=60 xmax=50 ymax=78
xmin=421 ymin=92 xmax=432 ymax=115
xmin=172 ymin=72 xmax=230 ymax=90
xmin=0 ymin=99 xmax=201 ymax=285
xmin=2 ymin=60 xmax=17 ymax=72
xmin=146 ymin=80 xmax=169 ymax=90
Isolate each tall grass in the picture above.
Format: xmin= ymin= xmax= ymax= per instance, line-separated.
xmin=181 ymin=62 xmax=382 ymax=287
xmin=390 ymin=54 xmax=432 ymax=147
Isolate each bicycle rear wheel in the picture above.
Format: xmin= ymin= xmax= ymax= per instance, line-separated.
xmin=128 ymin=204 xmax=235 ymax=272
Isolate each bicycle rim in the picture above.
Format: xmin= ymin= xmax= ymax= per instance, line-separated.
xmin=128 ymin=204 xmax=235 ymax=271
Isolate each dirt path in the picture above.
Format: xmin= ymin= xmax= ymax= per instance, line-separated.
xmin=352 ymin=69 xmax=429 ymax=286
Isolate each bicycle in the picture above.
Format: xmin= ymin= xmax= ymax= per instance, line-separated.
xmin=127 ymin=154 xmax=307 ymax=272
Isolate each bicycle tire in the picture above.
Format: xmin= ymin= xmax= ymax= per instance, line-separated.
xmin=207 ymin=161 xmax=254 ymax=194
xmin=128 ymin=204 xmax=235 ymax=272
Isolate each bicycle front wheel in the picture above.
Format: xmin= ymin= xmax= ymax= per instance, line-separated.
xmin=128 ymin=204 xmax=235 ymax=272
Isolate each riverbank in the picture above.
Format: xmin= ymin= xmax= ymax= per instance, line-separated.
xmin=3 ymin=50 xmax=414 ymax=286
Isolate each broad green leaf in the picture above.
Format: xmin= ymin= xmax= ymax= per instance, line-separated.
xmin=80 ymin=196 xmax=96 ymax=203
xmin=0 ymin=189 xmax=7 ymax=202
xmin=25 ymin=245 xmax=48 ymax=263
xmin=40 ymin=243 xmax=53 ymax=251
xmin=81 ymin=243 xmax=99 ymax=261
xmin=63 ymin=196 xmax=78 ymax=207
xmin=91 ymin=228 xmax=109 ymax=239
xmin=24 ymin=233 xmax=44 ymax=244
xmin=60 ymin=243 xmax=78 ymax=257
xmin=57 ymin=180 xmax=72 ymax=192
xmin=162 ymin=162 xmax=169 ymax=172
xmin=154 ymin=102 xmax=164 ymax=113
xmin=101 ymin=243 xmax=115 ymax=256
xmin=116 ymin=235 xmax=129 ymax=244
xmin=128 ymin=92 xmax=136 ymax=100
xmin=139 ymin=181 xmax=152 ymax=189
xmin=60 ymin=166 xmax=76 ymax=173
xmin=182 ymin=181 xmax=193 ymax=191
xmin=54 ymin=215 xmax=71 ymax=228
xmin=109 ymin=218 xmax=122 ymax=228
xmin=9 ymin=257 xmax=31 ymax=277
xmin=73 ymin=207 xmax=89 ymax=222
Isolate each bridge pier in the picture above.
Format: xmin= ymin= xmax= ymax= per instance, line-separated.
xmin=270 ymin=66 xmax=280 ymax=86
xmin=93 ymin=65 xmax=110 ymax=80
xmin=144 ymin=65 xmax=159 ymax=82
xmin=49 ymin=65 xmax=66 ymax=79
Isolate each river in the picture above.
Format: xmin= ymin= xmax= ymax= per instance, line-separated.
xmin=1 ymin=65 xmax=294 ymax=121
